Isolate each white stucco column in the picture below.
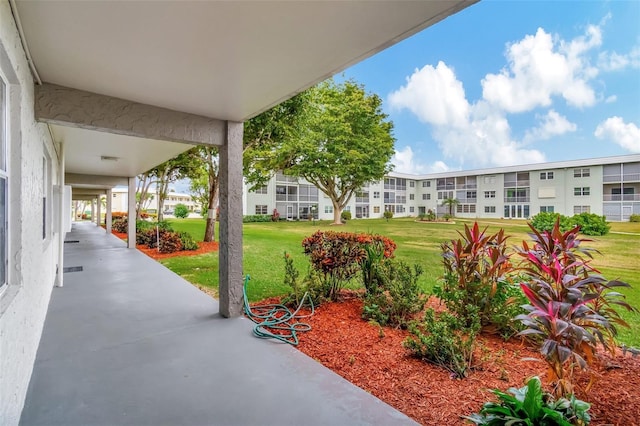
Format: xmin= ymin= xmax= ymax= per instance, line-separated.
xmin=218 ymin=121 xmax=243 ymax=318
xmin=106 ymin=189 xmax=112 ymax=234
xmin=90 ymin=199 xmax=95 ymax=223
xmin=96 ymin=194 xmax=102 ymax=227
xmin=127 ymin=177 xmax=136 ymax=249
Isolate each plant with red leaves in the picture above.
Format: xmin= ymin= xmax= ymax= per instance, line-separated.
xmin=302 ymin=231 xmax=396 ymax=301
xmin=436 ymin=222 xmax=517 ymax=332
xmin=515 ymin=217 xmax=635 ymax=398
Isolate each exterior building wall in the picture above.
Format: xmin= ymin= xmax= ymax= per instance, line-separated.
xmin=110 ymin=187 xmax=197 ymax=215
xmin=244 ymin=156 xmax=640 ymax=222
xmin=0 ymin=3 xmax=62 ymax=424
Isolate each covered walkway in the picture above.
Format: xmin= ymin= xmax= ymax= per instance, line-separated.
xmin=20 ymin=222 xmax=415 ymax=425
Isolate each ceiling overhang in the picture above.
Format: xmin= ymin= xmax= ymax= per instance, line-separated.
xmin=14 ymin=0 xmax=478 ymax=187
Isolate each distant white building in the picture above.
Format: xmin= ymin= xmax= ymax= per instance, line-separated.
xmin=110 ymin=187 xmax=198 ymax=215
xmin=243 ymin=155 xmax=640 ymax=222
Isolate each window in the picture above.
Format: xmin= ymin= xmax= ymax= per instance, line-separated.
xmin=540 ymin=206 xmax=555 ymax=213
xmin=409 ymin=194 xmax=414 ymax=200
xmin=0 ymin=79 xmax=6 ymax=288
xmin=574 ymin=205 xmax=591 ymax=214
xmin=484 ymin=206 xmax=496 ymax=213
xmin=574 ymin=187 xmax=590 ymax=196
xmin=373 ymin=191 xmax=380 ymax=199
xmin=466 ymin=191 xmax=476 ymax=199
xmin=373 ymin=206 xmax=380 ymax=214
xmin=409 ymin=206 xmax=414 ymax=213
xmin=324 ymin=205 xmax=333 ymax=214
xmin=252 ymin=186 xmax=267 ymax=194
xmin=422 ymin=194 xmax=426 ymax=200
xmin=426 ymin=194 xmax=431 ymax=200
xmin=409 ymin=181 xmax=415 ymax=188
xmin=344 ymin=206 xmax=351 ymax=212
xmin=255 ymin=205 xmax=268 ymax=215
xmin=484 ymin=191 xmax=496 ymax=198
xmin=539 ymin=172 xmax=554 ymax=180
xmin=574 ymin=168 xmax=590 ymax=178
xmin=422 ymin=181 xmax=431 ymax=188
xmin=484 ymin=175 xmax=496 ymax=185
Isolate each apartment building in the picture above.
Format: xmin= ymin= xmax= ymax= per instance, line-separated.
xmin=243 ymin=155 xmax=640 ymax=222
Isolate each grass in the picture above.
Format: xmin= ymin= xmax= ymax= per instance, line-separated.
xmin=163 ymin=217 xmax=640 ymax=346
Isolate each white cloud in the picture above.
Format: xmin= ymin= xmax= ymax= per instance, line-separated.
xmin=605 ymin=95 xmax=617 ymax=103
xmin=523 ymin=110 xmax=577 ymax=143
xmin=389 ymin=64 xmax=546 ymax=168
xmin=391 ymin=146 xmax=427 ymax=174
xmin=598 ymin=47 xmax=640 ymax=71
xmin=428 ymin=161 xmax=450 ymax=173
xmin=594 ymin=117 xmax=640 ymax=152
xmin=388 ymin=61 xmax=469 ymax=128
xmin=482 ymin=26 xmax=600 ymax=112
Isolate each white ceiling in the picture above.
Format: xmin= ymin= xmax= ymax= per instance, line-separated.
xmin=15 ymin=0 xmax=477 ymax=183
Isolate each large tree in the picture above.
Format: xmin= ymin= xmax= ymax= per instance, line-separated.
xmin=149 ymin=149 xmax=200 ymax=221
xmin=245 ymin=78 xmax=395 ymax=224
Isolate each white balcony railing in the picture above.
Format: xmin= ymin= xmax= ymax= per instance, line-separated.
xmin=603 ymin=194 xmax=640 ymax=201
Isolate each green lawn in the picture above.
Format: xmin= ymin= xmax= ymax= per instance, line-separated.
xmin=163 ymin=217 xmax=640 ymax=346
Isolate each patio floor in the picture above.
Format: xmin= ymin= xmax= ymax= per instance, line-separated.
xmin=20 ymin=221 xmax=416 ymax=426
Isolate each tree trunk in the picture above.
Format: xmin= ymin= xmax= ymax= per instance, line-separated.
xmin=332 ymin=199 xmax=342 ymax=225
xmin=204 ymin=186 xmax=218 ymax=242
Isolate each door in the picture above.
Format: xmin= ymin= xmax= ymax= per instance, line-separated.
xmin=623 ymin=205 xmax=633 ymax=221
xmin=287 ymin=205 xmax=294 ymax=220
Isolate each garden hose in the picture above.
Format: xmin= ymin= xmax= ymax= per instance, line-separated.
xmin=243 ymin=275 xmax=314 ymax=345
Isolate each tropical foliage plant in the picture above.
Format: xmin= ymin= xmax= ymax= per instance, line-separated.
xmin=515 ymin=219 xmax=635 ymax=397
xmin=465 ymin=376 xmax=591 ymax=425
xmin=435 ymin=222 xmax=519 ymax=332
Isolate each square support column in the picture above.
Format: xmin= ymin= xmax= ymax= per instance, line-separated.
xmin=90 ymin=199 xmax=95 ymax=223
xmin=218 ymin=121 xmax=243 ymax=318
xmin=127 ymin=177 xmax=136 ymax=249
xmin=106 ymin=189 xmax=112 ymax=234
xmin=96 ymin=195 xmax=101 ymax=227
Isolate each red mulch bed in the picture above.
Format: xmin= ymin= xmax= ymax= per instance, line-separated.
xmin=282 ymin=294 xmax=640 ymax=425
xmin=111 ymin=231 xmax=218 ymax=260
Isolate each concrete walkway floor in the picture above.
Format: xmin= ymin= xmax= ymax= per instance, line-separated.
xmin=20 ymin=222 xmax=416 ymax=426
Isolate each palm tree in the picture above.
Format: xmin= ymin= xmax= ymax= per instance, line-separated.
xmin=442 ymin=197 xmax=460 ymax=217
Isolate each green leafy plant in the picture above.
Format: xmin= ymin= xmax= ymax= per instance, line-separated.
xmin=570 ymin=213 xmax=610 ymax=236
xmin=242 ymin=215 xmax=272 ymax=223
xmin=630 ymin=213 xmax=640 ymax=222
xmin=178 ymin=231 xmax=198 ymax=251
xmin=435 ymin=222 xmax=517 ymax=332
xmin=112 ymin=219 xmax=128 ymax=233
xmin=360 ymin=240 xmax=386 ymax=295
xmin=174 ymin=203 xmax=189 ymax=218
xmin=157 ymin=230 xmax=183 ymax=253
xmin=515 ymin=218 xmax=635 ymax=397
xmin=530 ymin=212 xmax=573 ymax=233
xmin=362 ymin=261 xmax=425 ymax=328
xmin=341 ymin=210 xmax=352 ymax=221
xmin=383 ymin=210 xmax=393 ymax=221
xmin=281 ymin=252 xmax=325 ymax=306
xmin=404 ymin=309 xmax=479 ymax=378
xmin=465 ymin=376 xmax=591 ymax=425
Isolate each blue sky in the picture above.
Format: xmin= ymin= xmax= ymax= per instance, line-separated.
xmin=339 ymin=0 xmax=640 ymax=174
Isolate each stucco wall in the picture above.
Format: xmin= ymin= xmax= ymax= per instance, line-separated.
xmin=0 ymin=1 xmax=61 ymax=424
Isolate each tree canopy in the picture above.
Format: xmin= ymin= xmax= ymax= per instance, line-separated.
xmin=244 ymin=78 xmax=395 ymax=224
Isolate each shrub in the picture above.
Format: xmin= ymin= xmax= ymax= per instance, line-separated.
xmin=435 ymin=222 xmax=517 ymax=332
xmin=179 ymin=231 xmax=198 ymax=251
xmin=417 ymin=212 xmax=426 ymax=221
xmin=530 ymin=212 xmax=572 ymax=233
xmin=465 ymin=376 xmax=591 ymax=426
xmin=443 ymin=213 xmax=452 ymax=221
xmin=341 ymin=210 xmax=352 ymax=221
xmin=174 ymin=204 xmax=189 ymax=218
xmin=158 ymin=230 xmax=183 ymax=253
xmin=136 ymin=228 xmax=155 ymax=246
xmin=281 ymin=252 xmax=325 ymax=307
xmin=362 ymin=260 xmax=425 ymax=328
xmin=112 ymin=219 xmax=128 ymax=233
xmin=243 ymin=215 xmax=271 ymax=223
xmin=571 ymin=213 xmax=610 ymax=236
xmin=426 ymin=209 xmax=436 ymax=221
xmin=404 ymin=309 xmax=479 ymax=378
xmin=301 ymin=231 xmax=396 ymax=301
xmin=271 ymin=209 xmax=280 ymax=222
xmin=383 ymin=210 xmax=393 ymax=221
xmin=111 ymin=211 xmax=127 ymax=221
xmin=515 ymin=218 xmax=635 ymax=397
xmin=630 ymin=214 xmax=640 ymax=222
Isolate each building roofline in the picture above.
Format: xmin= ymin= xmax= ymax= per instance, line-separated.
xmin=387 ymin=154 xmax=640 ymax=180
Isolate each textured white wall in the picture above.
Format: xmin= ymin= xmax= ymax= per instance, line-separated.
xmin=0 ymin=1 xmax=60 ymax=424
